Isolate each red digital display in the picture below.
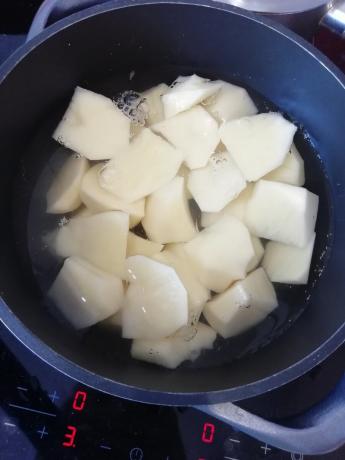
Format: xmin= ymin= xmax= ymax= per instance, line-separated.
xmin=62 ymin=425 xmax=77 ymax=448
xmin=201 ymin=422 xmax=215 ymax=444
xmin=72 ymin=390 xmax=88 ymax=411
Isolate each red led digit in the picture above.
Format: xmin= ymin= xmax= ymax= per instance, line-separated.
xmin=72 ymin=390 xmax=87 ymax=411
xmin=201 ymin=422 xmax=215 ymax=444
xmin=62 ymin=425 xmax=77 ymax=448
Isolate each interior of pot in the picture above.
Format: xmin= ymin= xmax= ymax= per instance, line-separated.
xmin=1 ymin=1 xmax=345 ymax=399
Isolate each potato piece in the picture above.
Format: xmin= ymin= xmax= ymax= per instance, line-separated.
xmin=247 ymin=236 xmax=265 ymax=272
xmin=264 ymin=143 xmax=305 ymax=186
xmin=53 ymin=87 xmax=130 ymax=160
xmin=46 ymin=156 xmax=89 ymax=214
xmin=262 ymin=233 xmax=316 ymax=284
xmin=74 ymin=206 xmax=94 ymax=218
xmin=204 ymin=267 xmax=277 ymax=338
xmin=206 ymin=81 xmax=257 ymax=122
xmin=99 ymin=128 xmax=183 ymax=202
xmin=220 ymin=112 xmax=297 ymax=181
xmin=154 ymin=244 xmax=210 ymax=324
xmin=177 ymin=164 xmax=192 ymax=199
xmin=184 ymin=216 xmax=255 ymax=292
xmin=187 ymin=152 xmax=246 ymax=212
xmin=103 ymin=309 xmax=123 ymax=329
xmin=127 ymin=232 xmax=163 ymax=257
xmin=49 ymin=257 xmax=124 ymax=329
xmin=245 ymin=180 xmax=319 ymax=248
xmin=162 ymin=74 xmax=222 ymax=118
xmin=131 ymin=323 xmax=216 ymax=369
xmin=122 ymin=256 xmax=188 ymax=339
xmin=80 ymin=164 xmax=144 ymax=228
xmin=152 ymin=106 xmax=220 ymax=169
xmin=54 ymin=211 xmax=129 ymax=277
xmin=142 ymin=177 xmax=196 ymax=244
xmin=142 ymin=83 xmax=169 ymax=125
xmin=201 ymin=183 xmax=254 ymax=227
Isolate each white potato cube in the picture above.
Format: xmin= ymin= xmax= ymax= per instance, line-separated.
xmin=122 ymin=256 xmax=188 ymax=339
xmin=247 ymin=236 xmax=265 ymax=272
xmin=142 ymin=176 xmax=196 ymax=243
xmin=184 ymin=216 xmax=255 ymax=292
xmin=127 ymin=232 xmax=163 ymax=257
xmin=131 ymin=323 xmax=216 ymax=369
xmin=142 ymin=83 xmax=168 ymax=125
xmin=154 ymin=244 xmax=210 ymax=324
xmin=53 ymin=87 xmax=130 ymax=160
xmin=162 ymin=74 xmax=222 ymax=118
xmin=53 ymin=211 xmax=129 ymax=277
xmin=80 ymin=164 xmax=144 ymax=228
xmin=201 ymin=183 xmax=254 ymax=227
xmin=219 ymin=112 xmax=297 ymax=181
xmin=177 ymin=164 xmax=192 ymax=199
xmin=152 ymin=105 xmax=220 ymax=169
xmin=49 ymin=257 xmax=124 ymax=329
xmin=264 ymin=143 xmax=305 ymax=186
xmin=206 ymin=81 xmax=257 ymax=122
xmin=245 ymin=180 xmax=319 ymax=248
xmin=99 ymin=128 xmax=183 ymax=202
xmin=204 ymin=268 xmax=277 ymax=338
xmin=187 ymin=152 xmax=246 ymax=212
xmin=262 ymin=233 xmax=316 ymax=284
xmin=46 ymin=155 xmax=89 ymax=214
xmin=103 ymin=309 xmax=123 ymax=329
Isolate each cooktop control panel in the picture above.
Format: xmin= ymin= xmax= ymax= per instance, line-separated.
xmin=1 ymin=325 xmax=344 ymax=460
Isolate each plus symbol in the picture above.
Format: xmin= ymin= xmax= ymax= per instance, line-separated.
xmin=49 ymin=390 xmax=60 ymax=403
xmin=37 ymin=426 xmax=48 ymax=439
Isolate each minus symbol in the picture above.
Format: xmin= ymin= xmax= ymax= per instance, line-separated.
xmin=4 ymin=422 xmax=16 ymax=427
xmin=229 ymin=438 xmax=240 ymax=443
xmin=224 ymin=457 xmax=240 ymax=460
xmin=100 ymin=445 xmax=112 ymax=450
xmin=17 ymin=386 xmax=28 ymax=391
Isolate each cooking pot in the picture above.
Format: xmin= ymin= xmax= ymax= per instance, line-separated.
xmin=1 ymin=0 xmax=345 ymax=455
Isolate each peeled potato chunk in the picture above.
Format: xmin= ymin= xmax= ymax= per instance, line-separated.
xmin=262 ymin=233 xmax=316 ymax=284
xmin=187 ymin=151 xmax=246 ymax=212
xmin=142 ymin=176 xmax=196 ymax=244
xmin=201 ymin=183 xmax=254 ymax=228
xmin=162 ymin=74 xmax=222 ymax=118
xmin=142 ymin=83 xmax=169 ymax=125
xmin=177 ymin=164 xmax=192 ymax=199
xmin=206 ymin=81 xmax=257 ymax=122
xmin=204 ymin=268 xmax=277 ymax=338
xmin=127 ymin=232 xmax=163 ymax=257
xmin=122 ymin=256 xmax=188 ymax=339
xmin=54 ymin=211 xmax=129 ymax=277
xmin=53 ymin=87 xmax=130 ymax=160
xmin=264 ymin=143 xmax=305 ymax=186
xmin=80 ymin=164 xmax=144 ymax=228
xmin=99 ymin=128 xmax=183 ymax=202
xmin=46 ymin=155 xmax=89 ymax=214
xmin=131 ymin=322 xmax=216 ymax=369
xmin=247 ymin=236 xmax=265 ymax=272
xmin=49 ymin=257 xmax=124 ymax=329
xmin=154 ymin=244 xmax=210 ymax=324
xmin=184 ymin=216 xmax=255 ymax=293
xmin=152 ymin=105 xmax=220 ymax=170
xmin=219 ymin=112 xmax=297 ymax=181
xmin=245 ymin=180 xmax=319 ymax=248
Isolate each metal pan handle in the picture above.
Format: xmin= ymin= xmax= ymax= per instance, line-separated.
xmin=197 ymin=373 xmax=345 ymax=455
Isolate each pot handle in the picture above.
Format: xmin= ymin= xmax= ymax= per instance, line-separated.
xmin=27 ymin=0 xmax=111 ymax=41
xmin=197 ymin=373 xmax=345 ymax=455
